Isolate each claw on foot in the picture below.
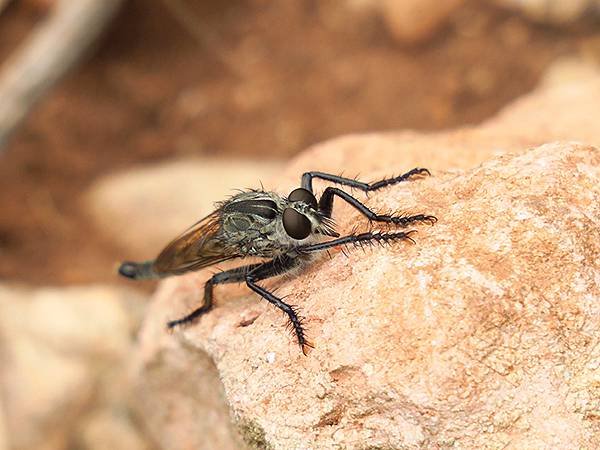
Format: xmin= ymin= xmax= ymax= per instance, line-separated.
xmin=301 ymin=340 xmax=315 ymax=356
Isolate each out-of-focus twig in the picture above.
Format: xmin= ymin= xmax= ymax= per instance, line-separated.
xmin=159 ymin=0 xmax=240 ymax=77
xmin=0 ymin=0 xmax=124 ymax=152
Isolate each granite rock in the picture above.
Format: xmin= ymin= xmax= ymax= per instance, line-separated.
xmin=138 ymin=142 xmax=600 ymax=449
xmin=129 ymin=60 xmax=600 ymax=450
xmin=131 ymin=310 xmax=244 ymax=450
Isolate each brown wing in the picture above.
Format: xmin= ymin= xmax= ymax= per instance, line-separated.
xmin=153 ymin=210 xmax=238 ymax=276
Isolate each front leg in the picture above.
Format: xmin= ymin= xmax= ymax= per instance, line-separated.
xmin=301 ymin=167 xmax=430 ymax=193
xmin=167 ymin=262 xmax=262 ymax=328
xmin=318 ymin=186 xmax=437 ymax=226
xmin=297 ymin=230 xmax=417 ymax=254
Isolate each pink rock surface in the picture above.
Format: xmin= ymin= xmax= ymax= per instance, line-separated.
xmin=131 ymin=64 xmax=600 ymax=449
xmin=135 ymin=142 xmax=600 ymax=449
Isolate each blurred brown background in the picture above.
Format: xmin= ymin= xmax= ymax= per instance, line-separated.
xmin=1 ymin=0 xmax=599 ymax=287
xmin=1 ymin=2 xmax=600 ymax=449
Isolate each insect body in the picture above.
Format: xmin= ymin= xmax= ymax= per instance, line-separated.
xmin=119 ymin=168 xmax=436 ymax=355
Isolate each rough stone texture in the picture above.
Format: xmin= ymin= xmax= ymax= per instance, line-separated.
xmin=490 ymin=0 xmax=600 ymax=24
xmin=131 ymin=303 xmax=245 ymax=450
xmin=129 ymin=61 xmax=600 ymax=450
xmin=0 ymin=285 xmax=150 ymax=450
xmin=139 ymin=142 xmax=600 ymax=449
xmin=87 ymin=158 xmax=283 ymax=256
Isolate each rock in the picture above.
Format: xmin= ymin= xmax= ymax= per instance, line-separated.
xmin=86 ymin=158 xmax=283 ymax=257
xmin=489 ymin=0 xmax=600 ymax=24
xmin=131 ymin=310 xmax=244 ymax=450
xmin=138 ymin=142 xmax=600 ymax=449
xmin=0 ymin=285 xmax=149 ymax=450
xmin=131 ymin=62 xmax=600 ymax=449
xmin=373 ymin=0 xmax=466 ymax=44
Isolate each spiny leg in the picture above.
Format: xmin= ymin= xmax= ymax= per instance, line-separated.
xmin=318 ymin=186 xmax=437 ymax=226
xmin=245 ymin=256 xmax=313 ymax=355
xmin=297 ymin=230 xmax=417 ymax=254
xmin=301 ymin=167 xmax=430 ymax=193
xmin=167 ymin=263 xmax=262 ymax=329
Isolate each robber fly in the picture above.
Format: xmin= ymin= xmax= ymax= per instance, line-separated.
xmin=119 ymin=168 xmax=436 ymax=355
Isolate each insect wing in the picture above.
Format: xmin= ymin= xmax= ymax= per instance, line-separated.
xmin=153 ymin=210 xmax=236 ymax=275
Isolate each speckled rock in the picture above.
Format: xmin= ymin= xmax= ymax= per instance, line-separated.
xmin=131 ymin=306 xmax=244 ymax=450
xmin=137 ymin=142 xmax=600 ymax=449
xmin=130 ymin=61 xmax=600 ymax=450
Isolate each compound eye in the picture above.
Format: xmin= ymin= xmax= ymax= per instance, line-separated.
xmin=288 ymin=188 xmax=318 ymax=210
xmin=283 ymin=208 xmax=312 ymax=240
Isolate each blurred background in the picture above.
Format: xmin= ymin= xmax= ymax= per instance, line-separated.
xmin=0 ymin=0 xmax=599 ymax=449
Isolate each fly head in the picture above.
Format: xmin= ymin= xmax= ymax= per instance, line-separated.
xmin=283 ymin=187 xmax=337 ymax=239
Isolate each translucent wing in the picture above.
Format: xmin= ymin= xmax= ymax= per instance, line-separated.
xmin=153 ymin=210 xmax=238 ymax=276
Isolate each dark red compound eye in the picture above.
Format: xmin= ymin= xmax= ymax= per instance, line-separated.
xmin=288 ymin=188 xmax=318 ymax=210
xmin=283 ymin=208 xmax=312 ymax=240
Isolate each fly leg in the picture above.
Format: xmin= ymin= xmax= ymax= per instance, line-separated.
xmin=245 ymin=256 xmax=314 ymax=355
xmin=297 ymin=230 xmax=417 ymax=254
xmin=301 ymin=167 xmax=430 ymax=193
xmin=317 ymin=186 xmax=437 ymax=225
xmin=167 ymin=263 xmax=262 ymax=328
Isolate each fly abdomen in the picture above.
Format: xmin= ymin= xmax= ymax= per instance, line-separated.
xmin=118 ymin=260 xmax=158 ymax=280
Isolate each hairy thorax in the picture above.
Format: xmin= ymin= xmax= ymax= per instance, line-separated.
xmin=218 ymin=190 xmax=334 ymax=258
